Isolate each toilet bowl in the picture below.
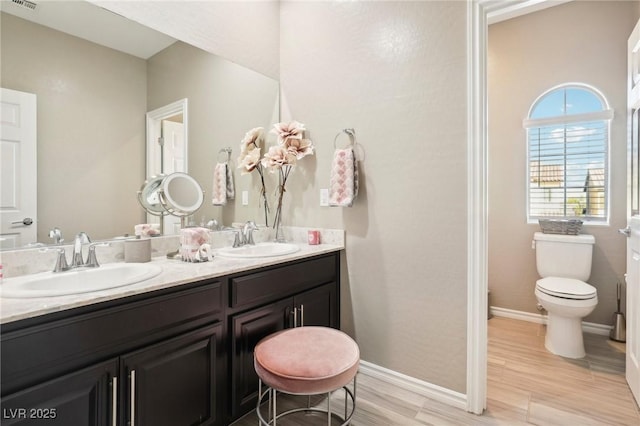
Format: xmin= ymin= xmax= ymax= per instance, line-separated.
xmin=533 ymin=232 xmax=597 ymax=359
xmin=535 ymin=277 xmax=597 ymax=358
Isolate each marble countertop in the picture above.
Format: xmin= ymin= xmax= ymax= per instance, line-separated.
xmin=0 ymin=243 xmax=343 ymax=325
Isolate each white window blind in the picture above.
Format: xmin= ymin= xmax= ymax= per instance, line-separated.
xmin=525 ymin=85 xmax=612 ymax=222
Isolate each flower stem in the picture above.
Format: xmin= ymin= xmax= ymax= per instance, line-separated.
xmin=256 ymin=165 xmax=269 ymax=226
xmin=273 ymin=166 xmax=289 ymax=242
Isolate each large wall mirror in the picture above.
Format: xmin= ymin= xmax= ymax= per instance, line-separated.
xmin=0 ymin=0 xmax=279 ymax=249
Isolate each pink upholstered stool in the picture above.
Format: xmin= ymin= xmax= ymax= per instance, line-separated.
xmin=254 ymin=326 xmax=360 ymax=425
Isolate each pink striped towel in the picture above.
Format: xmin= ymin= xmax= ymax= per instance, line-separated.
xmin=329 ymin=147 xmax=358 ymax=207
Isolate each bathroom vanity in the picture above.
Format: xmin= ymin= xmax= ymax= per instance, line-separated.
xmin=0 ymin=248 xmax=341 ymax=426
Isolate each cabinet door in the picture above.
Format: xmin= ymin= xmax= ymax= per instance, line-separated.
xmin=121 ymin=323 xmax=223 ymax=426
xmin=1 ymin=359 xmax=117 ymax=426
xmin=229 ymin=298 xmax=291 ymax=419
xmin=294 ymin=282 xmax=338 ymax=328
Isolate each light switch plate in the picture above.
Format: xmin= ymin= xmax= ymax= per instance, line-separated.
xmin=242 ymin=191 xmax=249 ymax=206
xmin=320 ymin=189 xmax=329 ymax=206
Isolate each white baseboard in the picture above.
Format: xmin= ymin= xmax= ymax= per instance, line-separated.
xmin=490 ymin=306 xmax=613 ymax=336
xmin=358 ymin=360 xmax=467 ymax=411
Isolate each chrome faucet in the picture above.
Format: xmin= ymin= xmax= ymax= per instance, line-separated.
xmin=70 ymin=232 xmax=91 ymax=268
xmin=227 ymin=221 xmax=258 ymax=248
xmin=48 ymin=227 xmax=63 ymax=245
xmin=242 ymin=221 xmax=258 ymax=246
xmin=44 ymin=233 xmax=109 ymax=273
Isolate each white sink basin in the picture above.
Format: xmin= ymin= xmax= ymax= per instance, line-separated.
xmin=216 ymin=242 xmax=300 ymax=259
xmin=0 ymin=263 xmax=163 ymax=298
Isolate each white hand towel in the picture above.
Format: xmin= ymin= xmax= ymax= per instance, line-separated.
xmin=329 ymin=147 xmax=358 ymax=207
xmin=212 ymin=163 xmax=228 ymax=205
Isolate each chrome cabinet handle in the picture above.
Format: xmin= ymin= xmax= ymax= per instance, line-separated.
xmin=619 ymin=226 xmax=631 ymax=237
xmin=300 ymin=304 xmax=304 ymax=327
xmin=130 ymin=370 xmax=136 ymax=426
xmin=292 ymin=307 xmax=298 ymax=328
xmin=111 ymin=376 xmax=118 ymax=426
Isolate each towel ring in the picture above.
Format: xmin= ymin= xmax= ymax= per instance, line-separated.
xmin=334 ymin=128 xmax=365 ymax=161
xmin=217 ymin=147 xmax=232 ymax=163
xmin=333 ymin=128 xmax=355 ymax=149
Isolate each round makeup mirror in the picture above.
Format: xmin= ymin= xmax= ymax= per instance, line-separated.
xmin=160 ymin=173 xmax=204 ymax=216
xmin=137 ymin=175 xmax=167 ymax=216
xmin=137 ymin=172 xmax=204 ymax=234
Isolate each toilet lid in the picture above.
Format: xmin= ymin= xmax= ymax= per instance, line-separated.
xmin=536 ymin=277 xmax=597 ymax=300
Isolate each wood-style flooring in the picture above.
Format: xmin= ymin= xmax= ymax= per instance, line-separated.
xmin=232 ymin=317 xmax=640 ymax=425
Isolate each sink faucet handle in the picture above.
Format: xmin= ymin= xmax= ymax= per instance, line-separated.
xmin=85 ymin=242 xmax=110 ymax=268
xmin=40 ymin=247 xmax=69 ymax=273
xmin=232 ymin=230 xmax=242 ymax=248
xmin=54 ymin=248 xmax=70 ymax=272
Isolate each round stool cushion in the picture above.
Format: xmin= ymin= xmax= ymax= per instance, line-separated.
xmin=254 ymin=326 xmax=360 ymax=395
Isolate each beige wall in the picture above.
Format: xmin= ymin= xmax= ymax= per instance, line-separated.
xmin=280 ymin=1 xmax=468 ymax=393
xmin=1 ymin=13 xmax=147 ymax=242
xmin=146 ymin=41 xmax=279 ymax=227
xmin=488 ymin=1 xmax=639 ymax=324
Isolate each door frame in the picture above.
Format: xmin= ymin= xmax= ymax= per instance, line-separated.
xmin=466 ymin=0 xmax=566 ymax=414
xmin=145 ymin=98 xmax=189 ymax=178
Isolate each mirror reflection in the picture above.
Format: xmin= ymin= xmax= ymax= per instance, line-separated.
xmin=0 ymin=0 xmax=279 ymax=249
xmin=137 ymin=172 xmax=204 ymax=236
xmin=161 ymin=173 xmax=204 ymax=217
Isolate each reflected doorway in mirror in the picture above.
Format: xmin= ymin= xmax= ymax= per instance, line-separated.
xmin=146 ymin=99 xmax=189 ymax=234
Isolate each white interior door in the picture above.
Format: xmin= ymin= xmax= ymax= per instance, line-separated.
xmin=161 ymin=119 xmax=185 ymax=234
xmin=626 ymin=218 xmax=640 ymax=406
xmin=162 ymin=119 xmax=185 ymax=174
xmin=626 ymin=18 xmax=640 ymax=406
xmin=0 ymin=88 xmax=37 ymax=249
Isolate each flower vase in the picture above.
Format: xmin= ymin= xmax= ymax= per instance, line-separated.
xmin=259 ymin=187 xmax=269 ymax=228
xmin=273 ymin=183 xmax=286 ymax=242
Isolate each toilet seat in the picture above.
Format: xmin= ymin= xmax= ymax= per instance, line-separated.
xmin=536 ymin=277 xmax=597 ymax=300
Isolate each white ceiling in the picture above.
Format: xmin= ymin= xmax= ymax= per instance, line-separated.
xmin=0 ymin=0 xmax=176 ymax=59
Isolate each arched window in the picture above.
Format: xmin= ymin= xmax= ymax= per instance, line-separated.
xmin=524 ymin=84 xmax=613 ymax=222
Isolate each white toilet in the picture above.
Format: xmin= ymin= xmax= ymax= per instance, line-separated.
xmin=533 ymin=232 xmax=598 ymax=359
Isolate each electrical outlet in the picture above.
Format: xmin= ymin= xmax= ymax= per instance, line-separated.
xmin=242 ymin=191 xmax=249 ymax=206
xmin=320 ymin=189 xmax=329 ymax=206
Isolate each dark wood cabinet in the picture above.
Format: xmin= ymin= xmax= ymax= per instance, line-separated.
xmin=121 ymin=323 xmax=223 ymax=426
xmin=1 ymin=280 xmax=225 ymax=426
xmin=1 ymin=359 xmax=118 ymax=426
xmin=1 ymin=251 xmax=340 ymax=426
xmin=293 ymin=282 xmax=338 ymax=328
xmin=230 ymin=298 xmax=292 ymax=418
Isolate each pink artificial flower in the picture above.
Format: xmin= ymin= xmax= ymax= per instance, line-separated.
xmin=271 ymin=121 xmax=305 ymax=145
xmin=261 ymin=145 xmax=296 ymax=170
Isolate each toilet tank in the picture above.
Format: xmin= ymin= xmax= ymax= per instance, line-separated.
xmin=533 ymin=232 xmax=595 ymax=281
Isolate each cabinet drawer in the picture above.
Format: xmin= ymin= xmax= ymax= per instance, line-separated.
xmin=231 ymin=254 xmax=337 ymax=309
xmin=1 ymin=280 xmax=223 ymax=395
